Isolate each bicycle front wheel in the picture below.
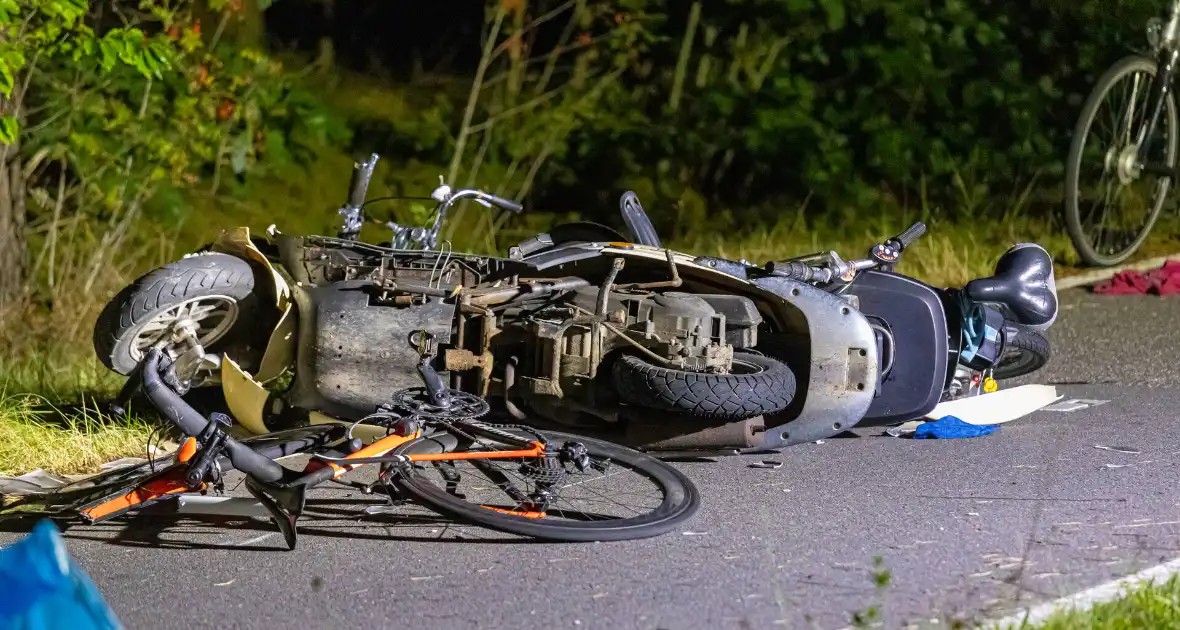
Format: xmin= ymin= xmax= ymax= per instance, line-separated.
xmin=1065 ymin=55 xmax=1178 ymax=267
xmin=391 ymin=426 xmax=700 ymax=542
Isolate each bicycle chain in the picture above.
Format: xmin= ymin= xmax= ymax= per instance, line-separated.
xmin=447 ymin=419 xmax=550 ymax=449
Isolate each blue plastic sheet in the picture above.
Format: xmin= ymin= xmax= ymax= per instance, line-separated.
xmin=913 ymin=415 xmax=1000 ymax=439
xmin=0 ymin=519 xmax=122 ymax=630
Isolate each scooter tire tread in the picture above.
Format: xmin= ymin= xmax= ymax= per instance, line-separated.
xmin=612 ymin=352 xmax=796 ymax=420
xmin=93 ymin=253 xmax=259 ymax=375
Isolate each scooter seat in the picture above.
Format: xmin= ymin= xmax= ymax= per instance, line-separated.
xmin=963 ymin=243 xmax=1058 ymax=329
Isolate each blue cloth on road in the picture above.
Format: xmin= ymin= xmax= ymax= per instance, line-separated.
xmin=0 ymin=519 xmax=122 ymax=630
xmin=913 ymin=415 xmax=999 ymax=439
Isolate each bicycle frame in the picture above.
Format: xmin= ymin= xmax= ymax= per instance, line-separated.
xmin=1136 ymin=0 xmax=1180 ymax=173
xmin=77 ymin=427 xmax=546 ymax=524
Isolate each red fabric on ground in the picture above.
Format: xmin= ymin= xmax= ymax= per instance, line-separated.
xmin=1093 ymin=260 xmax=1180 ymax=295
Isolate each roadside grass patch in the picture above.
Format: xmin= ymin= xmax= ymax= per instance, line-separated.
xmin=0 ymin=391 xmax=155 ymax=477
xmin=993 ymin=574 xmax=1180 ymax=629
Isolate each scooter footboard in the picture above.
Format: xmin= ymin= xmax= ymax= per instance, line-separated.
xmin=845 ymin=270 xmax=955 ymax=426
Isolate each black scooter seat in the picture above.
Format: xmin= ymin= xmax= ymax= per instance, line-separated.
xmin=963 ymin=243 xmax=1058 ymax=329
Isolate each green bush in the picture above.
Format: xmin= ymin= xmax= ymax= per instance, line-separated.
xmin=537 ymin=0 xmax=1162 ymax=223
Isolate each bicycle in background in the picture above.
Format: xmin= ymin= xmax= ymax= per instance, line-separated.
xmin=1066 ymin=0 xmax=1180 ymax=267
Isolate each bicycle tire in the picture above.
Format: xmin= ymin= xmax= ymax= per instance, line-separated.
xmin=993 ymin=323 xmax=1051 ymax=381
xmin=391 ymin=428 xmax=700 ymax=542
xmin=1065 ymin=55 xmax=1178 ymax=267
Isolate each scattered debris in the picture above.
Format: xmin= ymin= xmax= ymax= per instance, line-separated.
xmin=682 ymin=531 xmax=708 ymax=536
xmin=1013 ymin=465 xmax=1038 ymax=469
xmin=1093 ymin=260 xmax=1180 ymax=295
xmin=914 ymin=415 xmax=999 ymax=439
xmin=1103 ymin=463 xmax=1132 ymax=469
xmin=814 ymin=440 xmax=826 ymax=445
xmin=0 ymin=470 xmax=75 ymax=495
xmin=749 ymin=460 xmax=783 ymax=469
xmin=1093 ymin=445 xmax=1141 ymax=454
xmin=215 ymin=580 xmax=235 ymax=586
xmin=886 ymin=421 xmax=925 ymax=438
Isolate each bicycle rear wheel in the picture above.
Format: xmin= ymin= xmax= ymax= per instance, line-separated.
xmin=1065 ymin=55 xmax=1178 ymax=267
xmin=391 ymin=426 xmax=699 ymax=542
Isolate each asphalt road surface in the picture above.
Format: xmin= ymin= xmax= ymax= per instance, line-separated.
xmin=4 ymin=288 xmax=1180 ymax=630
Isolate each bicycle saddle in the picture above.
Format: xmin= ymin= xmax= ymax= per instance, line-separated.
xmin=963 ymin=243 xmax=1058 ymax=330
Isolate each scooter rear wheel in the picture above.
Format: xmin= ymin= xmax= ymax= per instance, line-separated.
xmin=612 ymin=351 xmax=796 ymax=420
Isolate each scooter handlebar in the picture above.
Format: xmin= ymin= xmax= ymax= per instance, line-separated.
xmin=347 ymin=153 xmax=380 ymax=209
xmin=892 ymin=221 xmax=927 ymax=250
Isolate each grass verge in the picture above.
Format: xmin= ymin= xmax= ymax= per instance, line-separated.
xmin=0 ymin=392 xmax=156 ymax=478
xmin=993 ymin=574 xmax=1180 ymax=630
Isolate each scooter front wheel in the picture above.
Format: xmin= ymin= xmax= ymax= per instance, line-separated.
xmin=93 ymin=253 xmax=265 ymax=377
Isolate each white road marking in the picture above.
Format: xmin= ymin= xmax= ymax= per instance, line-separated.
xmin=989 ymin=556 xmax=1180 ymax=629
xmin=1043 ymin=399 xmax=1110 ymax=412
xmin=234 ymin=532 xmax=276 ymax=547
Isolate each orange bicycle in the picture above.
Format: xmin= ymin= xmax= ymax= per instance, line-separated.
xmin=4 ymin=341 xmax=699 ymax=547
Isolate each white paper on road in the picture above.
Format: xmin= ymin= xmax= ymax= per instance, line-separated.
xmin=925 ymin=384 xmax=1062 ymax=425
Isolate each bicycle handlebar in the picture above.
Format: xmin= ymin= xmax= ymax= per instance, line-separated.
xmin=140 ymin=349 xmax=286 ymax=483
